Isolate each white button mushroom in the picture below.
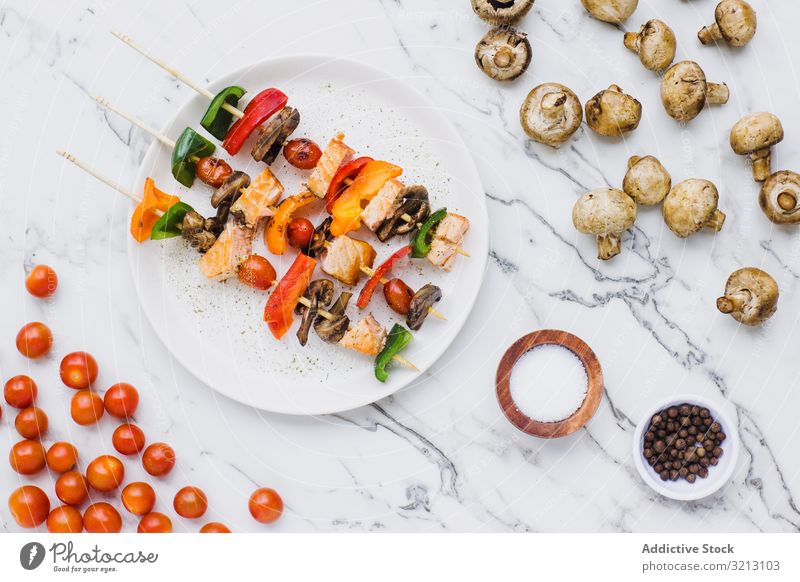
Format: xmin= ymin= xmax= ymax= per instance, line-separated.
xmin=759 ymin=170 xmax=800 ymax=225
xmin=581 ymin=0 xmax=638 ymax=24
xmin=716 ymin=267 xmax=778 ymax=326
xmin=623 ymin=156 xmax=671 ymax=206
xmin=519 ymin=83 xmax=583 ymax=148
xmin=585 ymin=85 xmax=642 ymax=137
xmin=699 ymin=0 xmax=757 ymax=47
xmin=474 ymin=26 xmax=532 ymax=82
xmin=624 ymin=19 xmax=676 ymax=72
xmin=730 ymin=112 xmax=784 ymax=182
xmin=471 ymin=0 xmax=535 ymax=26
xmin=572 ymin=188 xmax=637 ymax=260
xmin=660 ymin=61 xmax=729 ymax=123
xmin=662 ymin=179 xmax=726 ymax=238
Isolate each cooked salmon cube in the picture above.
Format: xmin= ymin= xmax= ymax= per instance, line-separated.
xmin=198 ymin=222 xmax=254 ymax=280
xmin=339 ymin=314 xmax=386 ymax=356
xmin=434 ymin=213 xmax=469 ymax=244
xmin=231 ymin=168 xmax=283 ymax=228
xmin=362 ymin=179 xmax=404 ymax=232
xmin=427 ymin=238 xmax=458 ymax=271
xmin=321 ymin=235 xmax=377 ymax=286
xmin=307 ymin=137 xmax=355 ymax=198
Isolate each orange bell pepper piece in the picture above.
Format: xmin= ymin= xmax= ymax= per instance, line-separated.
xmin=329 ymin=160 xmax=402 ymax=237
xmin=130 ymin=178 xmax=181 ymax=242
xmin=264 ymin=191 xmax=316 ymax=255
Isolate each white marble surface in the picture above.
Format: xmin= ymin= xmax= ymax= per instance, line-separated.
xmin=1 ymin=0 xmax=799 ymax=532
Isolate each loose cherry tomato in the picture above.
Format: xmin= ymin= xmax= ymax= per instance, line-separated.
xmin=104 ymin=382 xmax=139 ymax=418
xmin=4 ymin=375 xmax=38 ymax=408
xmin=237 ymin=255 xmax=276 ymax=291
xmin=55 ymin=471 xmax=89 ymax=506
xmin=121 ymin=482 xmax=156 ymax=516
xmin=15 ymin=406 xmax=48 ymax=439
xmin=47 ymin=505 xmax=83 ymax=533
xmin=283 ymin=138 xmax=322 ymax=170
xmin=112 ymin=423 xmax=146 ymax=455
xmin=70 ymin=390 xmax=104 ymax=425
xmin=248 ymin=487 xmax=284 ymax=524
xmin=16 ymin=322 xmax=53 ymax=359
xmin=83 ymin=502 xmax=122 ymax=533
xmin=46 ymin=442 xmax=79 ymax=473
xmin=8 ymin=485 xmax=50 ymax=528
xmin=200 ymin=522 xmax=231 ymax=533
xmin=60 ymin=351 xmax=99 ymax=389
xmin=25 ymin=264 xmax=59 ymax=298
xmin=287 ymin=217 xmax=314 ymax=249
xmin=86 ymin=455 xmax=125 ymax=492
xmin=383 ymin=278 xmax=415 ymax=315
xmin=173 ymin=486 xmax=208 ymax=519
xmin=195 ymin=156 xmax=233 ymax=188
xmin=138 ymin=512 xmax=172 ymax=533
xmin=142 ymin=442 xmax=176 ymax=477
xmin=9 ymin=439 xmax=46 ymax=475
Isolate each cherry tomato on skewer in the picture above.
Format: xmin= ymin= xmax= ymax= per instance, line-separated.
xmin=8 ymin=485 xmax=50 ymax=528
xmin=283 ymin=138 xmax=322 ymax=170
xmin=46 ymin=442 xmax=78 ymax=473
xmin=47 ymin=505 xmax=83 ymax=533
xmin=174 ymin=486 xmax=207 ymax=519
xmin=4 ymin=375 xmax=38 ymax=408
xmin=121 ymin=482 xmax=156 ymax=516
xmin=287 ymin=217 xmax=314 ymax=250
xmin=237 ymin=255 xmax=276 ymax=291
xmin=142 ymin=442 xmax=175 ymax=477
xmin=60 ymin=351 xmax=99 ymax=389
xmin=16 ymin=322 xmax=53 ymax=359
xmin=55 ymin=471 xmax=89 ymax=506
xmin=113 ymin=423 xmax=146 ymax=455
xmin=83 ymin=502 xmax=122 ymax=533
xmin=383 ymin=278 xmax=414 ymax=316
xmin=248 ymin=487 xmax=284 ymax=524
xmin=25 ymin=265 xmax=58 ymax=298
xmin=104 ymin=382 xmax=139 ymax=418
xmin=138 ymin=512 xmax=172 ymax=533
xmin=9 ymin=439 xmax=47 ymax=475
xmin=71 ymin=390 xmax=104 ymax=425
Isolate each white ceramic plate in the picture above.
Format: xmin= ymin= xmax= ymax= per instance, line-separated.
xmin=129 ymin=55 xmax=488 ymax=415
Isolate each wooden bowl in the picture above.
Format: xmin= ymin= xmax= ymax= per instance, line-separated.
xmin=495 ymin=329 xmax=604 ymax=438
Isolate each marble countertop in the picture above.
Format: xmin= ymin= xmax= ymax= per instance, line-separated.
xmin=1 ymin=0 xmax=799 ymax=532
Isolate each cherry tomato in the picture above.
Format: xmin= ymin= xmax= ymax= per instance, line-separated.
xmin=86 ymin=455 xmax=125 ymax=492
xmin=195 ymin=156 xmax=233 ymax=188
xmin=16 ymin=322 xmax=53 ymax=359
xmin=55 ymin=471 xmax=89 ymax=506
xmin=70 ymin=390 xmax=104 ymax=426
xmin=9 ymin=439 xmax=46 ymax=475
xmin=83 ymin=502 xmax=122 ymax=533
xmin=4 ymin=375 xmax=38 ymax=408
xmin=25 ymin=264 xmax=58 ymax=298
xmin=142 ymin=442 xmax=176 ymax=477
xmin=8 ymin=485 xmax=50 ymax=528
xmin=237 ymin=255 xmax=276 ymax=291
xmin=248 ymin=487 xmax=284 ymax=524
xmin=283 ymin=138 xmax=323 ymax=170
xmin=138 ymin=511 xmax=172 ymax=533
xmin=383 ymin=278 xmax=414 ymax=315
xmin=60 ymin=351 xmax=99 ymax=389
xmin=104 ymin=382 xmax=139 ymax=418
xmin=46 ymin=442 xmax=79 ymax=473
xmin=47 ymin=505 xmax=83 ymax=533
xmin=173 ymin=486 xmax=208 ymax=519
xmin=121 ymin=482 xmax=156 ymax=516
xmin=15 ymin=406 xmax=48 ymax=439
xmin=287 ymin=217 xmax=315 ymax=249
xmin=112 ymin=423 xmax=146 ymax=455
xmin=200 ymin=522 xmax=231 ymax=533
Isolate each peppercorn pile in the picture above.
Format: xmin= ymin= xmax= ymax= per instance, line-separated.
xmin=642 ymin=403 xmax=726 ymax=484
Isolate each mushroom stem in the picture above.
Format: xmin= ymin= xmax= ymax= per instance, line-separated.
xmin=698 ymin=23 xmax=722 ymax=45
xmin=750 ymin=149 xmax=772 ymax=182
xmin=596 ymin=234 xmax=622 ymax=261
xmin=705 ymin=209 xmax=727 ymax=232
xmin=540 ymin=92 xmax=568 ymax=124
xmin=627 ymin=155 xmax=642 ymax=169
xmin=716 ymin=290 xmax=749 ymax=314
xmin=623 ymin=32 xmax=639 ymax=52
xmin=706 ymin=83 xmax=730 ymax=105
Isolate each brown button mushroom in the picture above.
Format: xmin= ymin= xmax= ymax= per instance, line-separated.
xmin=474 ymin=26 xmax=532 ymax=82
xmin=759 ymin=170 xmax=800 ymax=225
xmin=662 ymin=179 xmax=726 ymax=238
xmin=572 ymin=188 xmax=637 ymax=260
xmin=623 ymin=155 xmax=671 ymax=206
xmin=471 ymin=0 xmax=534 ymax=25
xmin=717 ymin=268 xmax=778 ymax=326
xmin=624 ymin=19 xmax=676 ymax=72
xmin=585 ymin=85 xmax=642 ymax=137
xmin=581 ymin=0 xmax=638 ymax=23
xmin=699 ymin=0 xmax=757 ymax=47
xmin=519 ymin=83 xmax=583 ymax=148
xmin=660 ymin=61 xmax=729 ymax=123
xmin=730 ymin=113 xmax=784 ymax=182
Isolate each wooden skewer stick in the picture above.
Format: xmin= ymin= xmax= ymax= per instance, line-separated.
xmin=57 ymin=149 xmax=151 ymax=205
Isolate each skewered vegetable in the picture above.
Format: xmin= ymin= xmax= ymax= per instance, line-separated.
xmin=717 ymin=268 xmax=778 ymax=325
xmin=295 ymin=280 xmax=335 ymax=346
xmin=358 ymin=246 xmax=412 ymax=309
xmin=411 ymin=208 xmax=447 ymax=258
xmin=222 ymin=88 xmax=288 ymax=155
xmin=171 ymin=128 xmax=216 ymax=187
xmin=180 ymin=210 xmax=217 ymax=252
xmin=308 ymin=137 xmax=355 ymax=198
xmin=330 ymin=160 xmax=403 ymax=236
xmin=131 ymin=178 xmax=180 ymax=242
xmin=326 ymin=156 xmax=373 ymax=212
xmin=201 ymin=86 xmax=246 ymax=140
xmin=474 ymin=26 xmax=531 ymax=82
xmin=384 ymin=279 xmax=414 ymax=315
xmin=287 ymin=218 xmax=315 ymax=250
xmin=265 ymin=191 xmax=316 ymax=255
xmin=211 ymin=171 xmax=250 ymax=208
xmin=195 ymin=156 xmax=233 ymax=188
xmin=151 ymin=201 xmax=193 ymax=240
xmin=283 ymin=138 xmax=322 ymax=169
xmin=375 ymin=186 xmax=430 ymax=242
xmin=407 ymin=284 xmax=442 ymax=331
xmin=251 ymin=106 xmax=300 ymax=164
xmin=237 ymin=255 xmax=277 ymax=291
xmin=263 ymin=253 xmax=317 ymax=339
xmin=307 ymin=217 xmax=334 ymax=258
xmin=759 ymin=171 xmax=800 ymax=224
xmin=314 ymin=292 xmax=352 ymax=344
xmin=374 ymin=324 xmax=414 ymax=382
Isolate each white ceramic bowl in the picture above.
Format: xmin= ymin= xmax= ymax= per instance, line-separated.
xmin=632 ymin=394 xmax=740 ymax=501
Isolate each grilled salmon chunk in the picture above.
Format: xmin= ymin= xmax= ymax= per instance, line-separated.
xmin=198 ymin=221 xmax=254 ymax=280
xmin=362 ymin=179 xmax=404 ymax=232
xmin=230 ymin=168 xmax=283 ymax=228
xmin=426 ymin=213 xmax=470 ymax=271
xmin=307 ymin=137 xmax=355 ymax=198
xmin=339 ymin=314 xmax=386 ymax=356
xmin=321 ymin=235 xmax=377 ymax=286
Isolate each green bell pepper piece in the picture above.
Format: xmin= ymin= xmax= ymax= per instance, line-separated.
xmin=171 ymin=127 xmax=216 ymax=187
xmin=410 ymin=207 xmax=447 ymax=258
xmin=150 ymin=201 xmax=194 ymax=240
xmin=374 ymin=324 xmax=414 ymax=383
xmin=201 ymin=86 xmax=246 ymax=141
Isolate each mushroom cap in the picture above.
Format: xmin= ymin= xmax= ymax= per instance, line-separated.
xmin=519 ymin=83 xmax=583 ymax=147
xmin=660 ymin=61 xmax=710 ymax=122
xmin=729 ymin=112 xmax=784 ymax=155
xmin=471 ymin=0 xmax=534 ymax=25
xmin=572 ymin=188 xmax=637 ymax=236
xmin=759 ymin=170 xmax=800 ymax=224
xmin=715 ymin=0 xmax=757 ymax=46
xmin=634 ymin=19 xmax=677 ymax=71
xmin=623 ymin=155 xmax=672 ymax=205
xmin=474 ymin=26 xmax=532 ymax=82
xmin=585 ymin=85 xmax=642 ymax=137
xmin=662 ymin=178 xmax=719 ymax=237
xmin=720 ymin=267 xmax=778 ymax=325
xmin=581 ymin=0 xmax=639 ymax=23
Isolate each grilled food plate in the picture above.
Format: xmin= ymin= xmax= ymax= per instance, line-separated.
xmin=130 ymin=55 xmax=488 ymax=414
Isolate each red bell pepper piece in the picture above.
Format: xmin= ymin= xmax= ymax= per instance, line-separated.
xmin=356 ymin=246 xmax=411 ymax=309
xmin=325 ymin=156 xmax=373 ymax=213
xmin=222 ymin=88 xmax=288 ymax=155
xmin=264 ymin=253 xmax=317 ymax=339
